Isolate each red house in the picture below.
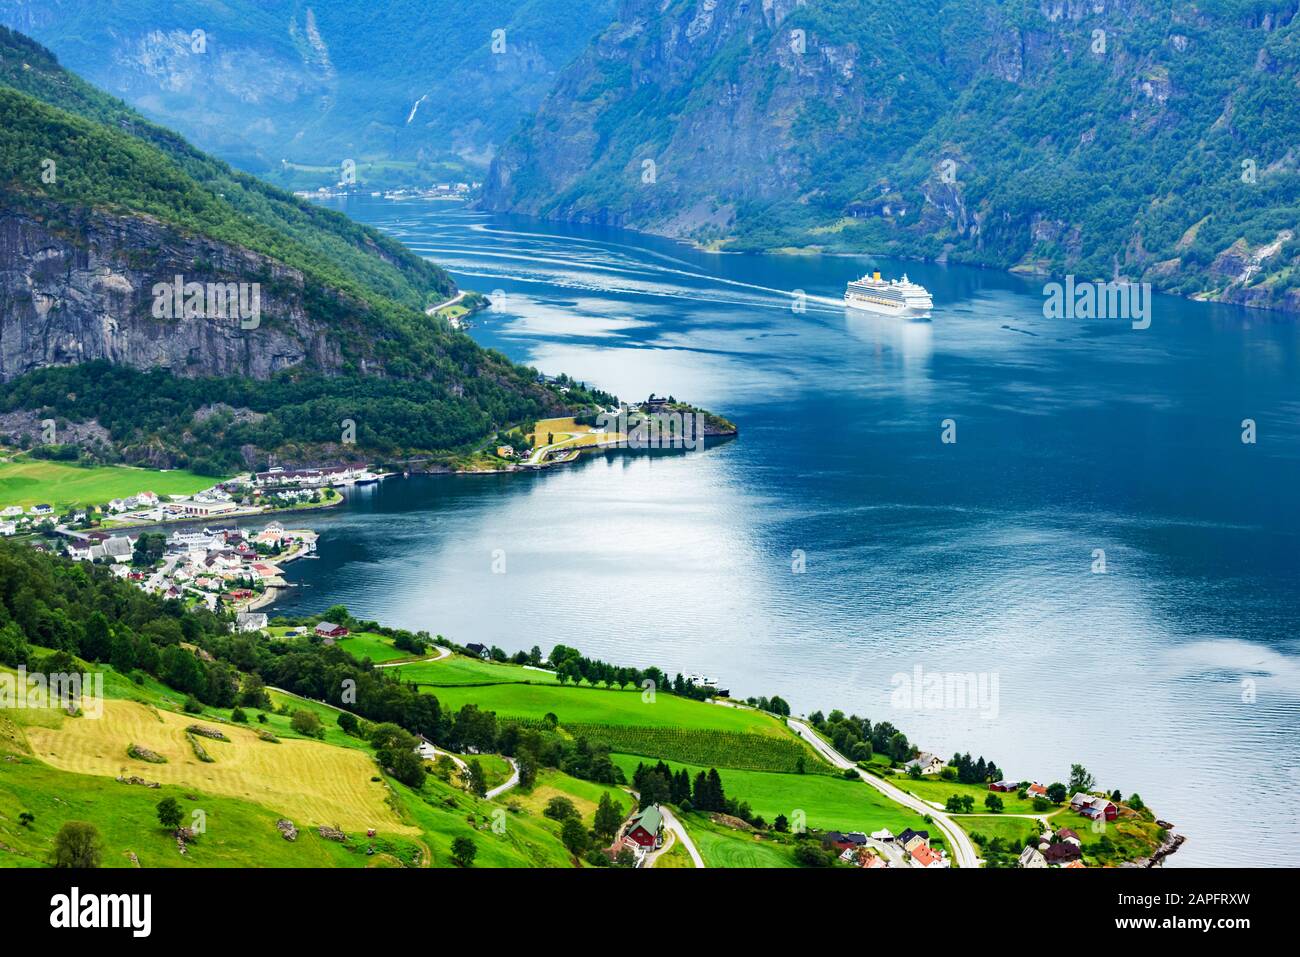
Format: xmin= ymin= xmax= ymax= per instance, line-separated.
xmin=1070 ymin=793 xmax=1118 ymax=821
xmin=988 ymin=780 xmax=1017 ymax=792
xmin=315 ymin=621 xmax=350 ymax=638
xmin=624 ymin=805 xmax=663 ymax=849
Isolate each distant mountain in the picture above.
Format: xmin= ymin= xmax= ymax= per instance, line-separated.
xmin=484 ymin=0 xmax=1300 ymax=312
xmin=0 ymin=26 xmax=601 ymax=472
xmin=0 ymin=0 xmax=615 ymax=188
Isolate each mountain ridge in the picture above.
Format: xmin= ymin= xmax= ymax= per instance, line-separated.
xmin=484 ymin=0 xmax=1300 ymax=313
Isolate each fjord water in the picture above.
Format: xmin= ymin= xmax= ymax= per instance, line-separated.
xmin=286 ymin=198 xmax=1299 ymax=866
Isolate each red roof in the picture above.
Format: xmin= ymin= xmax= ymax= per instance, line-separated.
xmin=911 ymin=844 xmax=942 ymax=867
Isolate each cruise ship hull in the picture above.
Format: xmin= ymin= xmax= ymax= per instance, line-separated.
xmin=843 ymin=296 xmax=932 ymax=320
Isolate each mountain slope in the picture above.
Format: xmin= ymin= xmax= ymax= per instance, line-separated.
xmin=484 ymin=0 xmax=1300 ymax=312
xmin=0 ymin=0 xmax=616 ymax=186
xmin=0 ymin=26 xmax=604 ymax=471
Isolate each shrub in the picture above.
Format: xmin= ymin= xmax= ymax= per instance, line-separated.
xmin=290 ymin=709 xmax=324 ymax=738
xmin=544 ymin=797 xmax=579 ymax=822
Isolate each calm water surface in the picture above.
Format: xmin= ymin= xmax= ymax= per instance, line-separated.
xmin=272 ymin=198 xmax=1299 ymax=866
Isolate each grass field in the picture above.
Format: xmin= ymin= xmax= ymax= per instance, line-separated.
xmin=882 ymin=774 xmax=1042 ymax=815
xmin=422 ymin=683 xmax=786 ymax=735
xmin=961 ymin=814 xmax=1040 ymax=851
xmin=334 ymin=631 xmax=411 ymax=664
xmin=0 ymin=458 xmax=218 ymax=510
xmin=469 ymin=753 xmax=514 ymax=791
xmin=393 ymin=654 xmax=559 ymax=686
xmin=501 ymin=769 xmax=632 ymax=823
xmin=0 ymin=716 xmax=408 ymax=868
xmin=422 ymin=682 xmax=822 ymax=772
xmin=16 ymin=698 xmax=409 ymax=833
xmin=683 ymin=812 xmax=797 ymax=868
xmin=652 ymin=835 xmax=695 ymax=868
xmin=612 ymin=755 xmax=929 ymax=835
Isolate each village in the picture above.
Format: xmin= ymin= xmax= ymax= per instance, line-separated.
xmin=58 ymin=520 xmax=318 ymax=615
xmin=0 ymin=463 xmax=385 ymax=539
xmin=0 ymin=466 xmax=390 ymax=614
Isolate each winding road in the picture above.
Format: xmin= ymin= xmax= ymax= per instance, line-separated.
xmin=374 ymin=644 xmax=451 ymax=669
xmin=656 ymin=805 xmax=705 ymax=868
xmin=787 ymin=718 xmax=980 ymax=869
xmin=485 ymin=758 xmax=520 ymax=800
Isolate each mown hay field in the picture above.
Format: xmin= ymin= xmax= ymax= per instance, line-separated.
xmin=21 ymin=699 xmax=411 ymax=833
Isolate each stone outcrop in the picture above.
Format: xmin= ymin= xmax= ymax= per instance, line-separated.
xmin=0 ymin=198 xmax=348 ymax=384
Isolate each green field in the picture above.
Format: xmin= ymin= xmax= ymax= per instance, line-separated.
xmin=683 ymin=813 xmax=797 ymax=868
xmin=501 ymin=768 xmax=631 ymax=822
xmin=612 ymin=755 xmax=929 ymax=835
xmin=421 ymin=682 xmax=822 ymax=772
xmin=0 ymin=658 xmax=579 ymax=868
xmin=962 ymin=815 xmax=1040 ymax=851
xmin=334 ymin=632 xmax=411 ymax=664
xmin=422 ymin=683 xmax=786 ymax=736
xmin=392 ymin=654 xmax=559 ymax=686
xmin=469 ymin=753 xmax=514 ymax=791
xmin=0 ymin=457 xmax=219 ymax=510
xmin=881 ymin=774 xmax=1042 ymax=815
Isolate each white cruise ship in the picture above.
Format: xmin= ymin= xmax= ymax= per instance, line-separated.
xmin=844 ymin=271 xmax=934 ymax=318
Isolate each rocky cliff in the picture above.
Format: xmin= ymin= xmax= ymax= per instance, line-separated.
xmin=485 ymin=0 xmax=1300 ymax=312
xmin=0 ymin=199 xmax=349 ymax=383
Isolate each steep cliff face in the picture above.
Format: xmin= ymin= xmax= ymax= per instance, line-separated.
xmin=486 ymin=0 xmax=1300 ymax=311
xmin=0 ymin=200 xmax=350 ymax=383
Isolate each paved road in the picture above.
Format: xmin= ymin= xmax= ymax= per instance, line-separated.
xmin=485 ymin=758 xmax=520 ymax=800
xmin=374 ymin=643 xmax=451 ymax=669
xmin=654 ymin=805 xmax=705 ymax=868
xmin=787 ymin=718 xmax=980 ymax=869
xmin=424 ymin=291 xmax=466 ymax=315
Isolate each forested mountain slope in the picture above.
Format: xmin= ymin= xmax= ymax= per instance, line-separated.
xmin=0 ymin=0 xmax=615 ymax=186
xmin=0 ymin=27 xmax=597 ymax=472
xmin=485 ymin=0 xmax=1300 ymax=311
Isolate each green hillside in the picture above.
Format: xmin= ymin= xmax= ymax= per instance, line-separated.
xmin=0 ymin=1 xmax=616 ymax=185
xmin=0 ymin=26 xmax=617 ymax=471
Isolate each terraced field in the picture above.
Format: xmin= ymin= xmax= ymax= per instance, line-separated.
xmin=19 ymin=699 xmax=409 ymax=833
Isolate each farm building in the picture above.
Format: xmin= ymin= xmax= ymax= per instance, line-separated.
xmin=624 ymin=805 xmax=664 ymax=849
xmin=1070 ymin=793 xmax=1118 ymax=821
xmin=315 ymin=622 xmax=350 ymax=638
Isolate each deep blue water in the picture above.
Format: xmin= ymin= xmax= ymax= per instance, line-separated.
xmin=269 ymin=198 xmax=1299 ymax=866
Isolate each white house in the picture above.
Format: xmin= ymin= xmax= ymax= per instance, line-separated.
xmin=1018 ymin=845 xmax=1047 ymax=869
xmin=904 ymin=752 xmax=945 ymax=775
xmin=0 ymin=521 xmax=16 ymax=536
xmin=1 ymin=505 xmax=23 ymax=518
xmin=234 ymin=612 xmax=269 ymax=633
